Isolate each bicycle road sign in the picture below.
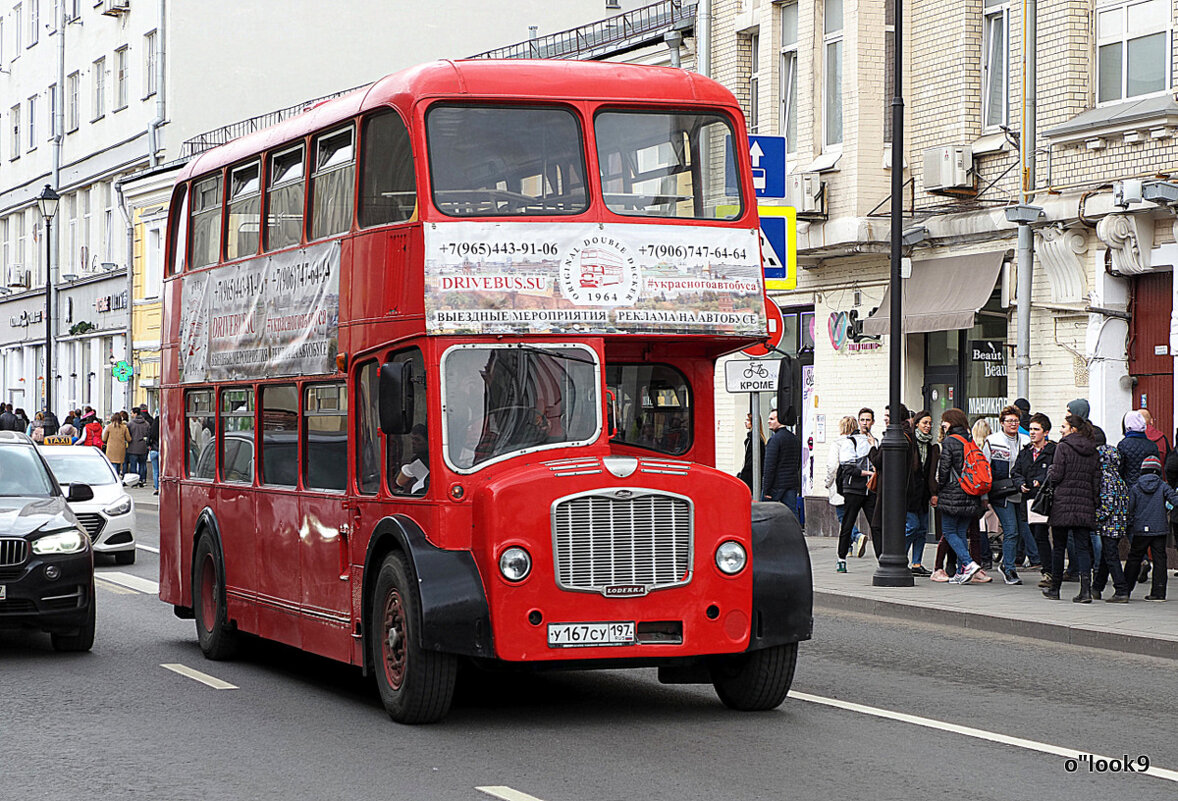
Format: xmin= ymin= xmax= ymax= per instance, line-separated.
xmin=724 ymin=359 xmax=780 ymax=393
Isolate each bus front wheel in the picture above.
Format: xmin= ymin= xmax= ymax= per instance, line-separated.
xmin=371 ymin=553 xmax=457 ymax=724
xmin=710 ymin=642 xmax=798 ymax=711
xmin=193 ymin=534 xmax=239 ymax=660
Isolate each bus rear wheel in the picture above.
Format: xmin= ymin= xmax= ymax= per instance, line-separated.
xmin=193 ymin=534 xmax=239 ymax=661
xmin=371 ymin=553 xmax=457 ymax=724
xmin=710 ymin=642 xmax=798 ymax=711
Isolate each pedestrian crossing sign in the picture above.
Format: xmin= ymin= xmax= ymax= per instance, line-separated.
xmin=759 ymin=206 xmax=796 ymax=291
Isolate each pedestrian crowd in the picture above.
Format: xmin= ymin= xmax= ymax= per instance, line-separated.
xmin=746 ymin=396 xmax=1174 ymax=604
xmin=0 ymin=402 xmax=160 ymax=495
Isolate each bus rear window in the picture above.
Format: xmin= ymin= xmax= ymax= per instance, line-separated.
xmin=595 ymin=111 xmax=742 ymax=220
xmin=426 ymin=105 xmax=587 ymax=217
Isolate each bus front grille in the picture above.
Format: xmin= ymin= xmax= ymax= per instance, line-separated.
xmin=551 ymin=491 xmax=693 ymax=594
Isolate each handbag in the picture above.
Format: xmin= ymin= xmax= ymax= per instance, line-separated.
xmin=866 ymin=471 xmax=879 ymax=493
xmin=1030 ymin=482 xmax=1054 ymax=517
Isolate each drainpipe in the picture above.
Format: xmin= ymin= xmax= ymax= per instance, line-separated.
xmin=146 ymin=0 xmax=167 ymax=167
xmin=117 ymin=179 xmax=134 ymax=408
xmin=665 ymin=30 xmax=683 ymax=69
xmin=1015 ymin=0 xmax=1037 ymax=400
xmin=696 ymin=0 xmax=711 ymax=77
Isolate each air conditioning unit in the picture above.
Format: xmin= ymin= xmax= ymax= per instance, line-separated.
xmin=6 ymin=267 xmax=29 ymax=289
xmin=785 ymin=172 xmax=826 ymax=220
xmin=102 ymin=0 xmax=130 ymax=16
xmin=923 ymin=145 xmax=975 ymax=194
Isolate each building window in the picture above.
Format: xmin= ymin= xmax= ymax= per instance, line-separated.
xmin=13 ymin=4 xmax=21 ymax=54
xmin=1097 ymin=0 xmax=1169 ymax=103
xmin=982 ymin=0 xmax=1009 ymax=129
xmin=823 ymin=0 xmax=843 ymax=148
xmin=92 ymin=56 xmax=105 ymax=120
xmin=47 ymin=83 xmax=56 ymax=140
xmin=66 ymin=70 xmax=79 ymax=131
xmin=779 ymin=1 xmax=798 ymax=153
xmin=27 ymin=0 xmax=36 ymax=46
xmin=747 ymin=33 xmax=760 ymax=134
xmin=9 ymin=103 xmax=19 ymax=160
xmin=143 ymin=222 xmax=162 ymax=298
xmin=143 ymin=30 xmax=157 ymax=97
xmin=80 ymin=185 xmax=91 ymax=271
xmin=26 ymin=94 xmax=35 ymax=150
xmin=114 ymin=45 xmax=128 ymax=110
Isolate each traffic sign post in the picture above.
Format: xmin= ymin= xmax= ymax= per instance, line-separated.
xmin=748 ymin=135 xmax=787 ymax=198
xmin=759 ymin=205 xmax=796 ymax=291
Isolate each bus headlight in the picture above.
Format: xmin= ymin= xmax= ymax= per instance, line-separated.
xmin=499 ymin=547 xmax=532 ymax=582
xmin=32 ymin=530 xmax=87 ymax=555
xmin=715 ymin=541 xmax=747 ymax=575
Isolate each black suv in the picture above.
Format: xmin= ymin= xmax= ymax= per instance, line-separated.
xmin=0 ymin=431 xmax=97 ymax=651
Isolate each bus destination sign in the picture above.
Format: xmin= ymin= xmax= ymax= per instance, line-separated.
xmin=177 ymin=240 xmax=341 ymax=383
xmin=424 ymin=222 xmax=765 ymax=337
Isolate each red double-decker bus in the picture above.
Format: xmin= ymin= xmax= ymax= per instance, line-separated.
xmin=159 ymin=59 xmax=812 ymax=723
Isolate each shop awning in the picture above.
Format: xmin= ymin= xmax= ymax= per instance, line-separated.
xmin=861 ymin=250 xmax=1007 ymax=336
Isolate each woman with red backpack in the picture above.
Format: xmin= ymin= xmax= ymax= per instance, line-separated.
xmin=935 ymin=408 xmax=986 ymax=585
xmin=80 ymin=412 xmax=104 ymax=448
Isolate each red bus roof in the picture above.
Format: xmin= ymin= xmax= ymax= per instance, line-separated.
xmin=176 ymin=59 xmax=744 ymax=183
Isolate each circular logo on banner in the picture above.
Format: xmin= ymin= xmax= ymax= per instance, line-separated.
xmin=559 ymin=235 xmax=640 ymax=306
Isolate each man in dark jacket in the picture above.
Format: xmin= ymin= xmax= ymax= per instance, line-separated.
xmin=40 ymin=408 xmax=59 ymax=437
xmin=146 ymin=412 xmax=161 ymax=494
xmin=126 ymin=410 xmax=150 ymax=483
xmin=761 ymin=408 xmax=801 ymax=511
xmin=1012 ymin=413 xmax=1057 ymax=586
xmin=1118 ymin=411 xmax=1159 ymax=489
xmin=0 ymin=404 xmax=16 ymax=432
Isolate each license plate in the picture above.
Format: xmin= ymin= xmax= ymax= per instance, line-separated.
xmin=0 ymin=585 xmax=5 ymax=601
xmin=547 ymin=621 xmax=635 ymax=648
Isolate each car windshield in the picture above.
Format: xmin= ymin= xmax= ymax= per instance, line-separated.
xmin=442 ymin=344 xmax=600 ymax=470
xmin=0 ymin=447 xmax=57 ymax=496
xmin=39 ymin=449 xmax=118 ymax=486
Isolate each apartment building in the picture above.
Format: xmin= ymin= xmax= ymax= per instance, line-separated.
xmin=0 ymin=0 xmax=617 ymax=415
xmin=709 ymin=0 xmax=1178 ymax=529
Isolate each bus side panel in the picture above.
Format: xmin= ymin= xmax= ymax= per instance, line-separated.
xmin=215 ymin=484 xmax=259 ymax=637
xmin=254 ymin=489 xmax=302 ymax=649
xmin=299 ymin=492 xmax=353 ymax=663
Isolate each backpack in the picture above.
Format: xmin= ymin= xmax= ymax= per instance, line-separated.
xmin=836 ymin=435 xmax=871 ymax=496
xmin=1097 ymin=447 xmax=1129 ymax=534
xmin=951 ymin=434 xmax=992 ymax=495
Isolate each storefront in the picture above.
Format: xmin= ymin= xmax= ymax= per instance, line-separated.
xmin=55 ymin=273 xmax=130 ymax=416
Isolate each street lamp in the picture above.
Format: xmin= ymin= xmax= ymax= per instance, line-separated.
xmin=36 ymin=184 xmax=59 ymax=415
xmin=874 ymin=0 xmax=914 ymax=587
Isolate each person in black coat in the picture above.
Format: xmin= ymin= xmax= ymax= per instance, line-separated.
xmin=0 ymin=404 xmax=16 ymax=432
xmin=1118 ymin=411 xmax=1159 ymax=489
xmin=737 ymin=413 xmax=766 ymax=494
xmin=1012 ymin=412 xmax=1057 ymax=585
xmin=1044 ymin=414 xmax=1100 ymax=602
xmin=934 ymin=408 xmax=983 ymax=582
xmin=761 ymin=408 xmax=801 ymax=508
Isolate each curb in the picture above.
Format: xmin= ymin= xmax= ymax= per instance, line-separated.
xmin=814 ymin=589 xmax=1178 ymax=662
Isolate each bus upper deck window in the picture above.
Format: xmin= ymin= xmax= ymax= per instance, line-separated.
xmin=190 ymin=175 xmax=223 ymax=269
xmin=426 ymin=105 xmax=587 ymax=217
xmin=266 ymin=144 xmax=305 ymax=251
xmin=595 ymin=111 xmax=742 ymax=220
xmin=310 ymin=127 xmax=355 ymax=239
xmin=360 ymin=110 xmax=416 ymax=227
xmin=168 ymin=185 xmax=189 ymax=274
xmin=226 ymin=161 xmax=261 ymax=261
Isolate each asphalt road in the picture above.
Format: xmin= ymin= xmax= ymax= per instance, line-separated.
xmin=4 ymin=507 xmax=1176 ymax=801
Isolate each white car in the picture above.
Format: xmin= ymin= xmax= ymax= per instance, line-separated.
xmin=38 ymin=445 xmax=137 ymax=565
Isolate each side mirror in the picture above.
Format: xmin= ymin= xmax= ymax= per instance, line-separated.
xmin=776 ymin=354 xmax=796 ymax=427
xmin=379 ymin=361 xmax=415 ymax=436
xmin=67 ymin=483 xmax=95 ymax=503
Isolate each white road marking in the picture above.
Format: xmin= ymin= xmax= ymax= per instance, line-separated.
xmin=160 ymin=663 xmax=238 ymax=690
xmin=94 ymin=577 xmax=135 ymax=595
xmin=136 ymin=543 xmax=160 ymax=554
xmin=98 ymin=571 xmax=159 ymax=595
xmin=790 ymin=690 xmax=1178 ymax=783
xmin=477 ymin=787 xmax=548 ymax=801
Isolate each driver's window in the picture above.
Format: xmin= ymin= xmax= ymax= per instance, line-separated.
xmin=386 ymin=347 xmax=428 ymax=497
xmin=605 ymin=364 xmax=692 ymax=455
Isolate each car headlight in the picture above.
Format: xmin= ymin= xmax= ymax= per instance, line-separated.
xmin=32 ymin=530 xmax=88 ymax=555
xmin=715 ymin=541 xmax=747 ymax=575
xmin=499 ymin=546 xmax=532 ymax=582
xmin=103 ymin=496 xmax=132 ymax=516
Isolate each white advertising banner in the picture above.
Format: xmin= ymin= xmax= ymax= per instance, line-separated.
xmin=178 ymin=240 xmax=340 ymax=384
xmin=423 ymin=222 xmax=765 ymax=336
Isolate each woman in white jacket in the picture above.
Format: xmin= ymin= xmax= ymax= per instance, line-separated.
xmin=826 ymin=416 xmax=865 ymax=559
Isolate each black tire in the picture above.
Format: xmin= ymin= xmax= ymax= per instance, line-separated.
xmin=370 ymin=553 xmax=457 ymax=724
xmin=51 ymin=591 xmax=96 ymax=652
xmin=192 ymin=534 xmax=239 ymax=660
xmin=711 ymin=642 xmax=798 ymax=711
xmin=114 ymin=549 xmax=136 ymax=566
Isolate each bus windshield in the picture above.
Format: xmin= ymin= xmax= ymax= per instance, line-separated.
xmin=427 ymin=105 xmax=588 ymax=217
xmin=442 ymin=344 xmax=600 ymax=470
xmin=595 ymin=110 xmax=742 ymax=219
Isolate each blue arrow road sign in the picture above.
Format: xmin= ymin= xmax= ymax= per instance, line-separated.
xmin=748 ymin=135 xmax=786 ymax=198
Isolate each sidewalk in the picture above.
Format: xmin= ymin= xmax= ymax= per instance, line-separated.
xmin=807 ymin=536 xmax=1178 ymax=661
xmin=128 ymin=483 xmax=158 ymax=512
